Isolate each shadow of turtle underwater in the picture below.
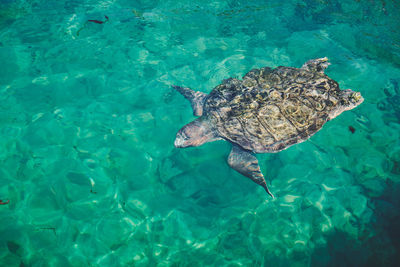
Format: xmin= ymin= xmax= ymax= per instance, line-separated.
xmin=173 ymin=58 xmax=364 ymax=198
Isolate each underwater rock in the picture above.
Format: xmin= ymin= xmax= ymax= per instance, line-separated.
xmin=6 ymin=241 xmax=21 ymax=255
xmin=123 ymin=198 xmax=148 ymax=221
xmin=164 ymin=172 xmax=203 ymax=198
xmin=355 ymin=150 xmax=389 ymax=180
xmin=158 ymin=152 xmax=192 ymax=183
xmin=96 ymin=213 xmax=136 ymax=249
xmin=362 ymin=179 xmax=386 ymax=198
xmin=377 ymin=79 xmax=400 ymax=124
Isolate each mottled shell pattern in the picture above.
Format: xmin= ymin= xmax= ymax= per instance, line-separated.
xmin=204 ymin=65 xmax=346 ymax=153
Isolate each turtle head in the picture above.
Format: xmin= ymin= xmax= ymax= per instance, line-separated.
xmin=174 ymin=118 xmax=216 ymax=148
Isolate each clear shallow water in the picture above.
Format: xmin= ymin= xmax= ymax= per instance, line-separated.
xmin=0 ymin=0 xmax=400 ymax=266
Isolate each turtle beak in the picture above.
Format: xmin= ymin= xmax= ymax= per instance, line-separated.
xmin=174 ymin=132 xmax=187 ymax=148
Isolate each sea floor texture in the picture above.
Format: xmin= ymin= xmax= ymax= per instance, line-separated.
xmin=1 ymin=0 xmax=400 ymax=266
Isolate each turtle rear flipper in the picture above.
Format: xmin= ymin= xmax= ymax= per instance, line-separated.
xmin=173 ymin=85 xmax=207 ymax=116
xmin=228 ymin=145 xmax=274 ymax=198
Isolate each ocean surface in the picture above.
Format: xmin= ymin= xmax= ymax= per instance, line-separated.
xmin=1 ymin=0 xmax=400 ymax=266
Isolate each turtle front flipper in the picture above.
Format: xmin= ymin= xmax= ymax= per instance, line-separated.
xmin=227 ymin=145 xmax=274 ymax=198
xmin=301 ymin=57 xmax=330 ymax=74
xmin=173 ymin=85 xmax=207 ymax=116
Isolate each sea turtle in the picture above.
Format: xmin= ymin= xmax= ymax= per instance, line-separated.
xmin=173 ymin=58 xmax=363 ymax=198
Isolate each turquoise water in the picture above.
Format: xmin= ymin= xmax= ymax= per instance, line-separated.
xmin=1 ymin=0 xmax=400 ymax=266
